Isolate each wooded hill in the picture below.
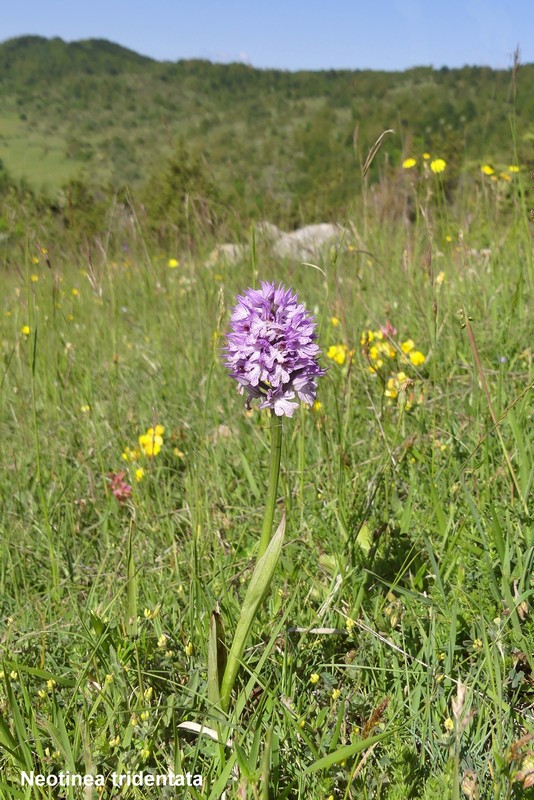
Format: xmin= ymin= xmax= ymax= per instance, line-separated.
xmin=1 ymin=35 xmax=533 ymax=229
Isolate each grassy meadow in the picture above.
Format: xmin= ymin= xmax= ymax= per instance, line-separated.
xmin=0 ymin=46 xmax=533 ymax=797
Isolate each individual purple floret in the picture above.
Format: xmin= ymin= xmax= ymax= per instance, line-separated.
xmin=224 ymin=282 xmax=325 ymax=417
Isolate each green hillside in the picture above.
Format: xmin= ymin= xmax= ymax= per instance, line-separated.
xmin=0 ymin=35 xmax=533 ymax=230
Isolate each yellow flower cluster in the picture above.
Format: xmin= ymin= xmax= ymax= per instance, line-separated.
xmin=401 ymin=155 xmax=447 ymax=173
xmin=481 ymin=163 xmax=519 ymax=175
xmin=361 ymin=327 xmax=426 ymax=407
xmin=360 ymin=329 xmax=397 ymax=372
xmin=326 ymin=343 xmax=354 ymax=366
xmin=122 ymin=446 xmax=138 ymax=462
xmin=400 ymin=339 xmax=426 ymax=366
xmin=403 ymin=158 xmax=520 ymax=179
xmin=480 ymin=163 xmax=520 ymax=184
xmin=138 ymin=425 xmax=165 ymax=457
xmin=121 ymin=425 xmax=165 ymax=481
xmin=384 ymin=371 xmax=409 ymax=400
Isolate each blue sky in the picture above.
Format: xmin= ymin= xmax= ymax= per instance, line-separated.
xmin=2 ymin=0 xmax=533 ymax=71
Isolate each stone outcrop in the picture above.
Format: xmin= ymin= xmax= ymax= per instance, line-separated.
xmin=270 ymin=222 xmax=342 ymax=259
xmin=206 ymin=221 xmax=344 ymax=266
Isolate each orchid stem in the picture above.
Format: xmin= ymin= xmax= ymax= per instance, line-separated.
xmin=258 ymin=412 xmax=283 ymax=558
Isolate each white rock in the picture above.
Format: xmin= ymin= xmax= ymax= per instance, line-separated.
xmin=205 ymin=242 xmax=249 ymax=267
xmin=272 ymin=223 xmax=342 ymax=259
xmin=254 ymin=221 xmax=284 ymax=242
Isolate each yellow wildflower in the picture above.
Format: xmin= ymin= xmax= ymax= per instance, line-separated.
xmin=31 ymin=274 xmax=39 ymax=282
xmin=327 ymin=344 xmax=347 ymax=366
xmin=71 ymin=288 xmax=80 ymax=296
xmin=312 ymin=401 xmax=323 ymax=412
xmin=409 ymin=351 xmax=426 ymax=367
xmin=135 ymin=467 xmax=145 ymax=482
xmin=402 ymin=157 xmax=417 ymax=169
xmin=472 ymin=638 xmax=483 ymax=650
xmin=436 ymin=271 xmax=446 ymax=285
xmin=138 ymin=432 xmax=163 ymax=457
xmin=430 ymin=158 xmax=446 ymax=174
xmin=360 ymin=329 xmax=374 ymax=345
xmin=31 ymin=256 xmax=39 ymax=264
xmin=480 ymin=165 xmax=494 ymax=176
xmin=331 ymin=688 xmax=341 ymax=701
xmin=330 ymin=316 xmax=340 ymax=327
xmin=377 ymin=341 xmax=395 ymax=358
xmin=423 ymin=152 xmax=431 ymax=160
xmin=444 ymin=717 xmax=454 ymax=732
xmin=508 ymin=165 xmax=519 ymax=173
xmin=121 ymin=447 xmax=139 ymax=462
xmin=310 ymin=673 xmax=320 ymax=685
xmin=385 ymin=377 xmax=398 ymax=399
xmin=46 ymin=679 xmax=56 ymax=690
xmin=147 ymin=424 xmax=164 ymax=437
xmin=499 ymin=172 xmax=512 ymax=182
xmin=157 ymin=634 xmax=167 ymax=648
xmin=401 ymin=339 xmax=415 ymax=354
xmin=80 ymin=404 xmax=91 ymax=414
xmin=185 ymin=642 xmax=194 ymax=657
xmin=168 ymin=258 xmax=179 ymax=268
xmin=21 ymin=325 xmax=31 ymax=336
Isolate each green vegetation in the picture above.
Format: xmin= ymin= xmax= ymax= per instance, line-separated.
xmin=0 ymin=35 xmax=533 ymax=800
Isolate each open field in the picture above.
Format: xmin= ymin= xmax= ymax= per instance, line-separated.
xmin=0 ymin=159 xmax=533 ymax=798
xmin=0 ymin=33 xmax=533 ymax=800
